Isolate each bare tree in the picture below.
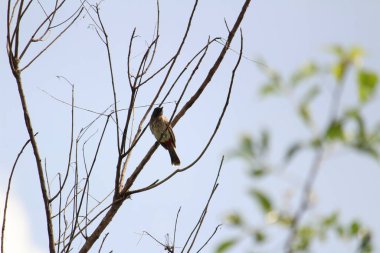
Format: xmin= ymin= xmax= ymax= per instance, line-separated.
xmin=2 ymin=0 xmax=251 ymax=252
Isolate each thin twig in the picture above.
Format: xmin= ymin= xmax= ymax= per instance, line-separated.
xmin=50 ymin=77 xmax=75 ymax=203
xmin=65 ymin=116 xmax=111 ymax=252
xmin=173 ymin=207 xmax=181 ymax=252
xmin=20 ymin=7 xmax=84 ymax=71
xmin=182 ymin=157 xmax=224 ymax=253
xmin=1 ymin=137 xmax=33 ymax=253
xmin=95 ymin=6 xmax=121 ymax=153
xmin=195 ymin=224 xmax=222 ymax=253
xmin=98 ymin=232 xmax=109 ymax=253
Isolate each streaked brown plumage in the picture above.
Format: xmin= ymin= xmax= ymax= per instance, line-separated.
xmin=149 ymin=107 xmax=180 ymax=165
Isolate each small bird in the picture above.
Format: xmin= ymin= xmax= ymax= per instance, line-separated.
xmin=150 ymin=106 xmax=181 ymax=165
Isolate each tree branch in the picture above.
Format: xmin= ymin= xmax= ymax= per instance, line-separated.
xmin=1 ymin=137 xmax=33 ymax=253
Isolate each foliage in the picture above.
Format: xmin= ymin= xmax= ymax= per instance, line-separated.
xmin=216 ymin=46 xmax=378 ymax=253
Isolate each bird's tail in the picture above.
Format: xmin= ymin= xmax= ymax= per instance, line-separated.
xmin=168 ymin=147 xmax=180 ymax=166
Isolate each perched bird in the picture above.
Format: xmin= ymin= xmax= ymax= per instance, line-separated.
xmin=149 ymin=107 xmax=181 ymax=165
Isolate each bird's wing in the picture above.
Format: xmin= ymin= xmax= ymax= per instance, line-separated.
xmin=168 ymin=124 xmax=176 ymax=147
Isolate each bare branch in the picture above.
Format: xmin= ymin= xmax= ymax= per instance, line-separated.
xmin=65 ymin=115 xmax=111 ymax=252
xmin=98 ymin=232 xmax=110 ymax=253
xmin=182 ymin=156 xmax=224 ymax=253
xmin=50 ymin=77 xmax=75 ymax=203
xmin=95 ymin=6 xmax=121 ymax=153
xmin=173 ymin=207 xmax=181 ymax=252
xmin=1 ymin=137 xmax=33 ymax=253
xmin=172 ymin=0 xmax=251 ymax=126
xmin=20 ymin=7 xmax=84 ymax=71
xmin=195 ymin=224 xmax=222 ymax=253
xmin=9 ymin=57 xmax=56 ymax=252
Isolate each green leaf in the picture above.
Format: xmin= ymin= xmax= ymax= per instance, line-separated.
xmin=329 ymin=45 xmax=345 ymax=57
xmin=253 ymin=230 xmax=266 ymax=243
xmin=310 ymin=137 xmax=322 ymax=148
xmin=260 ymin=130 xmax=270 ymax=153
xmin=291 ymin=62 xmax=319 ymax=85
xmin=322 ymin=212 xmax=339 ymax=227
xmin=359 ymin=232 xmax=372 ymax=253
xmin=298 ymin=86 xmax=320 ymax=125
xmin=332 ymin=61 xmax=347 ymax=82
xmin=277 ymin=213 xmax=293 ymax=226
xmin=240 ymin=135 xmax=254 ymax=157
xmin=351 ymin=142 xmax=379 ymax=160
xmin=349 ymin=220 xmax=361 ymax=236
xmin=259 ymin=82 xmax=281 ymax=96
xmin=250 ymin=189 xmax=272 ymax=213
xmin=303 ymin=85 xmax=320 ymax=102
xmin=358 ymin=69 xmax=378 ymax=103
xmin=285 ymin=142 xmax=303 ymax=162
xmin=336 ymin=225 xmax=345 ymax=238
xmin=250 ymin=167 xmax=267 ymax=178
xmin=349 ymin=47 xmax=364 ymax=65
xmin=325 ymin=120 xmax=345 ymax=141
xmin=294 ymin=226 xmax=315 ymax=251
xmin=215 ymin=239 xmax=238 ymax=253
xmin=259 ymin=68 xmax=282 ymax=96
xmin=299 ymin=104 xmax=311 ymax=124
xmin=344 ymin=108 xmax=366 ymax=140
xmin=226 ymin=213 xmax=243 ymax=226
xmin=369 ymin=123 xmax=380 ymax=144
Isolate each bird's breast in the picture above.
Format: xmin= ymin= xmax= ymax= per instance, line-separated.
xmin=150 ymin=117 xmax=171 ymax=142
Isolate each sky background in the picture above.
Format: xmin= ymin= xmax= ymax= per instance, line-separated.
xmin=1 ymin=0 xmax=380 ymax=252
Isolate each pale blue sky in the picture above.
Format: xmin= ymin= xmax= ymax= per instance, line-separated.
xmin=1 ymin=0 xmax=380 ymax=252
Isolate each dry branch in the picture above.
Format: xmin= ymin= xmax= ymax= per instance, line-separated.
xmin=1 ymin=138 xmax=33 ymax=253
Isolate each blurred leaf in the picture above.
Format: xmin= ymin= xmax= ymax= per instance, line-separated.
xmin=277 ymin=213 xmax=293 ymax=227
xmin=351 ymin=142 xmax=379 ymax=160
xmin=241 ymin=135 xmax=254 ymax=156
xmin=285 ymin=142 xmax=303 ymax=162
xmin=259 ymin=68 xmax=282 ymax=96
xmin=253 ymin=230 xmax=266 ymax=243
xmin=226 ymin=213 xmax=243 ymax=226
xmin=291 ymin=62 xmax=319 ymax=85
xmin=369 ymin=123 xmax=380 ymax=144
xmin=298 ymin=86 xmax=320 ymax=125
xmin=325 ymin=120 xmax=345 ymax=141
xmin=260 ymin=130 xmax=270 ymax=153
xmin=349 ymin=220 xmax=361 ymax=236
xmin=329 ymin=45 xmax=345 ymax=57
xmin=215 ymin=239 xmax=238 ymax=253
xmin=229 ymin=135 xmax=255 ymax=159
xmin=299 ymin=226 xmax=316 ymax=238
xmin=249 ymin=167 xmax=267 ymax=178
xmin=322 ymin=212 xmax=339 ymax=227
xmin=294 ymin=226 xmax=315 ymax=251
xmin=349 ymin=47 xmax=364 ymax=65
xmin=359 ymin=232 xmax=372 ymax=253
xmin=336 ymin=225 xmax=345 ymax=238
xmin=299 ymin=104 xmax=311 ymax=125
xmin=260 ymin=81 xmax=281 ymax=96
xmin=310 ymin=137 xmax=322 ymax=148
xmin=357 ymin=69 xmax=378 ymax=103
xmin=303 ymin=85 xmax=320 ymax=102
xmin=332 ymin=61 xmax=347 ymax=82
xmin=250 ymin=189 xmax=272 ymax=213
xmin=344 ymin=107 xmax=366 ymax=140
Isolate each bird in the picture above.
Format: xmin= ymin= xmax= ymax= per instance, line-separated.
xmin=149 ymin=106 xmax=181 ymax=166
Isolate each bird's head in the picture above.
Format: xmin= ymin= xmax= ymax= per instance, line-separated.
xmin=152 ymin=106 xmax=163 ymax=118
